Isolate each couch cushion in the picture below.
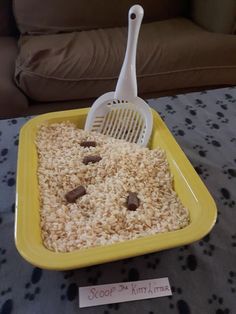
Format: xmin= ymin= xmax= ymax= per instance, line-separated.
xmin=15 ymin=18 xmax=236 ymax=102
xmin=0 ymin=37 xmax=28 ymax=117
xmin=191 ymin=0 xmax=236 ymax=34
xmin=13 ymin=0 xmax=189 ymax=35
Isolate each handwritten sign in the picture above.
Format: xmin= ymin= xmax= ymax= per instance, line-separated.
xmin=79 ymin=277 xmax=172 ymax=308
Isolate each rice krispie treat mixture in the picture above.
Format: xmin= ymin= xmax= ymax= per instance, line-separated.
xmin=36 ymin=122 xmax=190 ymax=252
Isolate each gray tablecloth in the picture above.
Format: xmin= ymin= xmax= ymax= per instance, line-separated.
xmin=0 ymin=87 xmax=235 ymax=314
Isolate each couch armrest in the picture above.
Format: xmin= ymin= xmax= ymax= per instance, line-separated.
xmin=0 ymin=36 xmax=28 ymax=118
xmin=191 ymin=0 xmax=236 ymax=34
xmin=0 ymin=0 xmax=19 ymax=36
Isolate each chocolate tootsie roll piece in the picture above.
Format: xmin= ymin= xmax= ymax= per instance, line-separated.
xmin=127 ymin=192 xmax=140 ymax=211
xmin=83 ymin=155 xmax=102 ymax=165
xmin=65 ymin=185 xmax=86 ymax=203
xmin=80 ymin=141 xmax=97 ymax=147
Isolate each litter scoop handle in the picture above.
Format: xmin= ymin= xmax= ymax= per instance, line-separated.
xmin=114 ymin=5 xmax=144 ymax=101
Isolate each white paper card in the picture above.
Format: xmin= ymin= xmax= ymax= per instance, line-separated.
xmin=79 ymin=277 xmax=172 ymax=308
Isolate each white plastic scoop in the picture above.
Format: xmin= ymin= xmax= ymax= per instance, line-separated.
xmin=85 ymin=5 xmax=153 ymax=147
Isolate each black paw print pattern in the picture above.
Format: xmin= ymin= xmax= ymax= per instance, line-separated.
xmin=193 ymin=145 xmax=208 ymax=157
xmin=227 ymin=271 xmax=236 ymax=293
xmin=231 ymin=234 xmax=236 ymax=248
xmin=142 ymin=252 xmax=161 ymax=267
xmin=216 ymin=111 xmax=229 ymax=124
xmin=63 ymin=270 xmax=74 ymax=279
xmin=156 ymin=111 xmax=166 ymax=121
xmin=222 ymin=165 xmax=236 ymax=180
xmin=225 ymin=93 xmax=236 ymax=103
xmin=221 ymin=104 xmax=228 ymax=111
xmin=13 ymin=134 xmax=19 ymax=146
xmin=216 ymin=100 xmax=228 ymax=110
xmin=220 ymin=188 xmax=235 ymax=208
xmin=143 ymin=253 xmax=152 ymax=260
xmin=0 ymin=247 xmax=7 ymax=267
xmin=60 ymin=283 xmax=77 ymax=302
xmin=24 ymin=267 xmax=43 ymax=301
xmin=168 ymin=286 xmax=191 ymax=314
xmin=208 ymin=294 xmax=230 ymax=314
xmin=60 ymin=270 xmax=77 ymax=301
xmin=221 ymin=104 xmax=228 ymax=110
xmin=0 ymin=148 xmax=8 ymax=164
xmin=184 ymin=118 xmax=195 ymax=130
xmin=160 ymin=114 xmax=166 ymax=121
xmin=87 ymin=270 xmax=102 ymax=285
xmin=2 ymin=171 xmax=15 ymax=187
xmin=215 ymin=209 xmax=221 ymax=224
xmin=121 ymin=267 xmax=140 ymax=282
xmin=194 ymin=164 xmax=209 ymax=180
xmin=146 ymin=257 xmax=160 ymax=270
xmin=178 ymin=246 xmax=198 ymax=271
xmin=165 ymin=104 xmax=176 ymax=114
xmin=206 ymin=119 xmax=220 ymax=130
xmin=105 ymin=303 xmax=121 ymax=313
xmin=198 ymin=234 xmax=215 ymax=256
xmin=195 ymin=98 xmax=207 ymax=108
xmin=7 ymin=119 xmax=18 ymax=126
xmin=185 ymin=105 xmax=197 ymax=116
xmin=171 ymin=126 xmax=185 ymax=137
xmin=205 ymin=135 xmax=221 ymax=148
xmin=0 ymin=287 xmax=13 ymax=314
xmin=1 ymin=287 xmax=12 ymax=298
xmin=11 ymin=203 xmax=15 ymax=213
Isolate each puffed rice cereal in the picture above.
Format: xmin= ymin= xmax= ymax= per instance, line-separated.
xmin=36 ymin=122 xmax=190 ymax=252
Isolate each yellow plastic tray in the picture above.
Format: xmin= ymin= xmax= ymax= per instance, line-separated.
xmin=15 ymin=108 xmax=217 ymax=270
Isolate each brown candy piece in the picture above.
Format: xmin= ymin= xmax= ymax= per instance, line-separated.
xmin=83 ymin=155 xmax=102 ymax=165
xmin=65 ymin=186 xmax=86 ymax=203
xmin=127 ymin=192 xmax=140 ymax=211
xmin=80 ymin=141 xmax=97 ymax=147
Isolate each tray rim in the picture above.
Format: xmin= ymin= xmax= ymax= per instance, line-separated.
xmin=15 ymin=108 xmax=217 ymax=270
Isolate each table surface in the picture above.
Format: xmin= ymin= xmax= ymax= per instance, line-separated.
xmin=0 ymin=87 xmax=235 ymax=314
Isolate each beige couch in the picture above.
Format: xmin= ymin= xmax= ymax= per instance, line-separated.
xmin=1 ymin=0 xmax=236 ymax=118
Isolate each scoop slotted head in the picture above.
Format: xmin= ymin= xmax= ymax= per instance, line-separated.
xmin=85 ymin=5 xmax=153 ymax=147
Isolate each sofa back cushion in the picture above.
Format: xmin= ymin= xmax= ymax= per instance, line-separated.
xmin=13 ymin=0 xmax=189 ymax=35
xmin=15 ymin=18 xmax=236 ymax=102
xmin=191 ymin=0 xmax=236 ymax=34
xmin=0 ymin=0 xmax=18 ymax=36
